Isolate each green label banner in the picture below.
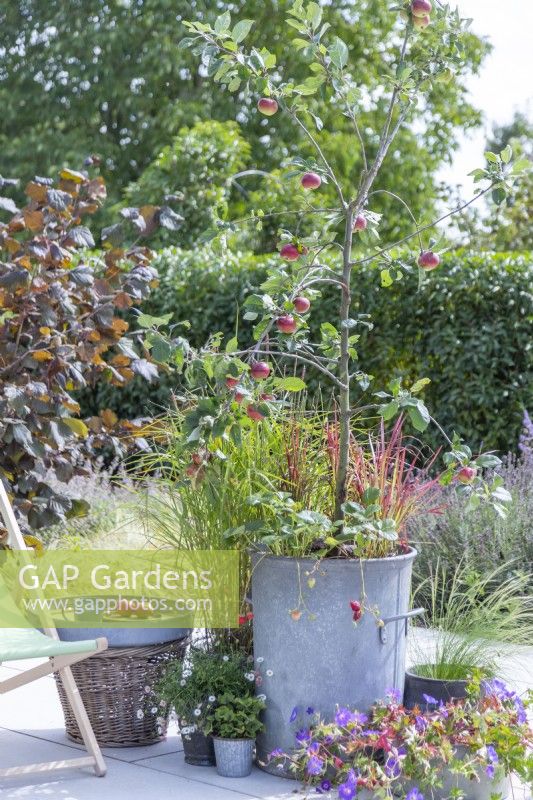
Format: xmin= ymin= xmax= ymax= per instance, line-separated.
xmin=0 ymin=550 xmax=239 ymax=628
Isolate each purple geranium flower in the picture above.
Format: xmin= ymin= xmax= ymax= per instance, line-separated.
xmin=289 ymin=706 xmax=299 ymax=723
xmin=306 ymin=755 xmax=324 ymax=776
xmin=422 ymin=693 xmax=438 ymax=706
xmin=338 ymin=782 xmax=356 ymax=800
xmin=268 ymin=748 xmax=283 ymax=760
xmin=485 ymin=744 xmax=498 ymax=779
xmin=415 ymin=715 xmax=428 ymax=733
xmin=385 ymin=756 xmax=401 ymax=779
xmin=345 ymin=768 xmax=358 ymax=785
xmin=295 ymin=728 xmax=311 ymax=743
xmin=335 ymin=707 xmax=355 ymax=726
xmin=387 ymin=687 xmax=402 ymax=703
xmin=406 ymin=788 xmax=424 ymax=800
xmin=316 ymin=779 xmax=332 ymax=794
xmin=306 ymin=706 xmax=315 ymax=715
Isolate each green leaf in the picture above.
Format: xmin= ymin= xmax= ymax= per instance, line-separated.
xmin=273 ymin=376 xmax=306 ymax=392
xmin=137 ymin=312 xmax=172 ymax=328
xmin=510 ymin=157 xmax=531 ymax=174
xmin=62 ymin=418 xmax=89 ymax=438
xmin=306 ymin=2 xmax=322 ymax=29
xmin=380 ymin=268 xmax=393 ymax=287
xmin=214 ymin=11 xmax=231 ymax=33
xmin=231 ymin=19 xmax=254 ymax=43
xmin=491 ymin=186 xmax=506 ymax=205
xmin=380 ymin=400 xmax=399 ymax=421
xmin=407 ymin=400 xmax=430 ymax=432
xmin=410 ymin=377 xmax=431 ymax=394
xmin=150 ymin=335 xmax=172 ymax=363
xmin=328 ymin=37 xmax=349 ymax=68
xmin=500 ymin=144 xmax=512 ymax=164
xmin=484 ymin=151 xmax=499 ymax=164
xmin=225 ymin=336 xmax=238 ymax=353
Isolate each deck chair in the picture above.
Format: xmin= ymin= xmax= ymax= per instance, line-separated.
xmin=0 ymin=481 xmax=108 ymax=779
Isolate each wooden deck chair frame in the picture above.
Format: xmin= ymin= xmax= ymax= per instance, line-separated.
xmin=0 ymin=482 xmax=107 ymax=779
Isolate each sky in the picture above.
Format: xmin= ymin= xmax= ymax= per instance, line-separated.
xmin=440 ymin=0 xmax=533 ymax=196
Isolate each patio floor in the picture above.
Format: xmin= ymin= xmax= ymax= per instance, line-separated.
xmin=1 ymin=632 xmax=531 ymax=800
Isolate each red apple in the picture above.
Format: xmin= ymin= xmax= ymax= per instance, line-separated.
xmin=301 ymin=172 xmax=321 ymax=190
xmin=234 ymin=390 xmax=245 ymax=404
xmin=411 ymin=0 xmax=432 ymax=16
xmin=226 ymin=376 xmax=239 ymax=389
xmin=457 ymin=466 xmax=477 ymax=484
xmin=411 ymin=0 xmax=433 ymax=17
xmin=246 ymin=404 xmax=264 ymax=422
xmin=276 ymin=314 xmax=297 ymax=334
xmin=418 ymin=250 xmax=440 ymax=270
xmin=352 ymin=214 xmax=367 ymax=232
xmin=293 ymin=296 xmax=311 ymax=313
xmin=250 ymin=361 xmax=271 ymax=380
xmin=413 ymin=14 xmax=431 ymax=29
xmin=257 ymin=97 xmax=278 ymax=116
xmin=280 ymin=243 xmax=301 ymax=261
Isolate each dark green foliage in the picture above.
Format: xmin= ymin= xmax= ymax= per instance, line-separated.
xmin=124 ymin=121 xmax=251 ymax=248
xmin=0 ymin=1 xmax=487 ymax=240
xmin=84 ymin=248 xmax=531 ymax=454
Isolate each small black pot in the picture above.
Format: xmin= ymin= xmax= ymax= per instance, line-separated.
xmin=181 ymin=729 xmax=216 ymax=766
xmin=403 ymin=668 xmax=469 ymax=709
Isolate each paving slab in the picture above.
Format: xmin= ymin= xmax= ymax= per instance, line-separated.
xmin=0 ymin=630 xmax=531 ymax=800
xmin=0 ymin=730 xmax=257 ymax=800
xmin=135 ymin=749 xmax=299 ymax=799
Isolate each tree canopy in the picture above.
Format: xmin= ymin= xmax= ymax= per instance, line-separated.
xmin=1 ymin=0 xmax=488 ymax=243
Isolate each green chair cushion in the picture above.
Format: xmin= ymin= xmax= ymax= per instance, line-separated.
xmin=0 ymin=628 xmax=98 ymax=661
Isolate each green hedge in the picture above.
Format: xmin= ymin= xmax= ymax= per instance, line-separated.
xmin=84 ymin=248 xmax=533 ymax=454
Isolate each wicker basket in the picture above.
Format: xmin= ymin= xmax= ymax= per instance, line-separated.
xmin=55 ymin=638 xmax=188 ymax=747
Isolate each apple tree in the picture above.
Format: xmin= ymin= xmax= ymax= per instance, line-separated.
xmin=142 ymin=0 xmax=527 ymax=532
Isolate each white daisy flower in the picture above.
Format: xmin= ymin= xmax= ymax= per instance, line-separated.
xmin=136 ymin=709 xmax=144 ymax=720
xmin=208 ymin=695 xmax=216 ymax=703
xmin=266 ymin=669 xmax=274 ymax=677
xmin=222 ymin=655 xmax=229 ymax=662
xmin=256 ymin=657 xmax=264 ymax=664
xmin=257 ymin=694 xmax=267 ymax=702
xmin=180 ymin=679 xmax=186 ymax=686
xmin=245 ymin=672 xmax=255 ymax=681
xmin=193 ymin=708 xmax=201 ymax=717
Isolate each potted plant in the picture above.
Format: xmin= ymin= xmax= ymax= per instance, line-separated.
xmin=142 ymin=0 xmax=524 ymax=770
xmin=157 ymin=644 xmax=255 ymax=766
xmin=405 ymin=563 xmax=533 ymax=708
xmin=205 ymin=693 xmax=265 ymax=778
xmin=271 ymin=677 xmax=532 ymax=800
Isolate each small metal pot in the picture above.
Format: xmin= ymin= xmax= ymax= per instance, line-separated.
xmin=213 ymin=737 xmax=254 ymax=778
